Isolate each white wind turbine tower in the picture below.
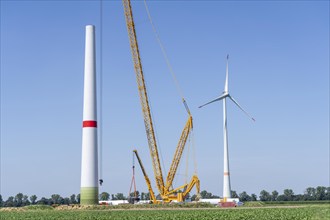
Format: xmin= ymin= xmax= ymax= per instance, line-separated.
xmin=199 ymin=55 xmax=255 ymax=201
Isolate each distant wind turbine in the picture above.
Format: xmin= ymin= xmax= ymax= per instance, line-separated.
xmin=199 ymin=55 xmax=255 ymax=200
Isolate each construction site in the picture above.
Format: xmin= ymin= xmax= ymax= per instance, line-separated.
xmin=2 ymin=0 xmax=329 ymax=219
xmin=80 ymin=0 xmax=255 ymax=208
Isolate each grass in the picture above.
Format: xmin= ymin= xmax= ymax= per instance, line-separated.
xmin=263 ymin=201 xmax=330 ymax=205
xmin=0 ymin=204 xmax=329 ymax=220
xmin=244 ymin=201 xmax=330 ymax=207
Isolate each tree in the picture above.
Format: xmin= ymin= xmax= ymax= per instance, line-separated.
xmin=77 ymin=194 xmax=81 ymax=204
xmin=140 ymin=192 xmax=146 ymax=200
xmin=283 ymin=189 xmax=294 ymax=201
xmin=99 ymin=192 xmax=110 ymax=201
xmin=251 ymin=194 xmax=257 ymax=201
xmin=69 ymin=194 xmax=76 ymax=204
xmin=14 ymin=193 xmax=24 ymax=207
xmin=277 ymin=194 xmax=286 ymax=201
xmin=63 ymin=197 xmax=70 ymax=205
xmin=305 ymin=187 xmax=316 ymax=200
xmin=113 ymin=193 xmax=126 ymax=200
xmin=37 ymin=197 xmax=49 ymax=205
xmin=191 ymin=194 xmax=198 ymax=201
xmin=202 ymin=190 xmax=218 ymax=198
xmin=58 ymin=197 xmax=64 ymax=205
xmin=5 ymin=196 xmax=15 ymax=207
xmin=211 ymin=194 xmax=220 ymax=198
xmin=51 ymin=194 xmax=61 ymax=204
xmin=231 ymin=190 xmax=239 ymax=198
xmin=30 ymin=195 xmax=37 ymax=205
xmin=129 ymin=190 xmax=140 ymax=199
xmin=259 ymin=190 xmax=271 ymax=201
xmin=293 ymin=194 xmax=304 ymax=201
xmin=22 ymin=195 xmax=30 ymax=206
xmin=325 ymin=187 xmax=330 ymax=200
xmin=271 ymin=190 xmax=279 ymax=201
xmin=200 ymin=190 xmax=212 ymax=199
xmin=0 ymin=194 xmax=3 ymax=207
xmin=315 ymin=186 xmax=326 ymax=200
xmin=239 ymin=191 xmax=251 ymax=202
xmin=145 ymin=192 xmax=150 ymax=200
xmin=140 ymin=192 xmax=151 ymax=200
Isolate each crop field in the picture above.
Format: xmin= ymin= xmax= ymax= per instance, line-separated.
xmin=1 ymin=204 xmax=329 ymax=220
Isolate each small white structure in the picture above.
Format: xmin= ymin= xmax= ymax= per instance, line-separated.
xmin=99 ymin=200 xmax=129 ymax=206
xmin=199 ymin=198 xmax=240 ymax=205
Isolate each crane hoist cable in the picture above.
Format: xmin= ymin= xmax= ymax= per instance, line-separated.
xmin=144 ymin=75 xmax=168 ymax=177
xmin=143 ymin=0 xmax=198 ymax=179
xmin=99 ymin=0 xmax=104 ymax=186
xmin=192 ymin=131 xmax=198 ymax=175
xmin=185 ymin=135 xmax=191 ymax=185
xmin=143 ymin=0 xmax=191 ymax=115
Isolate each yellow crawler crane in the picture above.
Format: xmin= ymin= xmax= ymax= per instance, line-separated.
xmin=123 ymin=0 xmax=200 ymax=203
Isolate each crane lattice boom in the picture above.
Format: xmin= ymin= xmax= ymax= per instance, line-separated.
xmin=165 ymin=115 xmax=193 ymax=193
xmin=123 ymin=0 xmax=165 ymax=195
xmin=133 ymin=150 xmax=158 ymax=204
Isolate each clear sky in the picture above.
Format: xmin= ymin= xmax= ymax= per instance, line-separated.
xmin=1 ymin=0 xmax=329 ymax=200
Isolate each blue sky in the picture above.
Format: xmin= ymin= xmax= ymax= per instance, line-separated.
xmin=1 ymin=0 xmax=329 ymax=199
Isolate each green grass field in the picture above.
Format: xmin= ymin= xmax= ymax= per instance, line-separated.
xmin=1 ymin=204 xmax=329 ymax=220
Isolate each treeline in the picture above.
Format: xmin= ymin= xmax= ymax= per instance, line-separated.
xmin=229 ymin=186 xmax=330 ymax=202
xmin=1 ymin=186 xmax=329 ymax=207
xmin=0 ymin=193 xmax=80 ymax=207
xmin=188 ymin=186 xmax=330 ymax=202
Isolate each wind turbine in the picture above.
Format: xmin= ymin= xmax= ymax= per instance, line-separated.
xmin=199 ymin=55 xmax=255 ymax=201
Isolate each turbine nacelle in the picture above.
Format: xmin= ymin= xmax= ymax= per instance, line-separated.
xmin=199 ymin=93 xmax=255 ymax=122
xmin=199 ymin=55 xmax=255 ymax=122
xmin=198 ymin=92 xmax=228 ymax=109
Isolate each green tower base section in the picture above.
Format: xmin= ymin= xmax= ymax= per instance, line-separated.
xmin=80 ymin=187 xmax=99 ymax=205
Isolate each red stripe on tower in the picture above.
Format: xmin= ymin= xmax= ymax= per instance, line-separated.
xmin=83 ymin=120 xmax=97 ymax=128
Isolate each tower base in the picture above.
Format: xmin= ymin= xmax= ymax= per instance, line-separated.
xmin=80 ymin=187 xmax=99 ymax=205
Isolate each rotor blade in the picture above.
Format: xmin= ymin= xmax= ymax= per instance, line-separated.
xmin=199 ymin=93 xmax=228 ymax=108
xmin=224 ymin=54 xmax=229 ymax=93
xmin=228 ymin=95 xmax=255 ymax=122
